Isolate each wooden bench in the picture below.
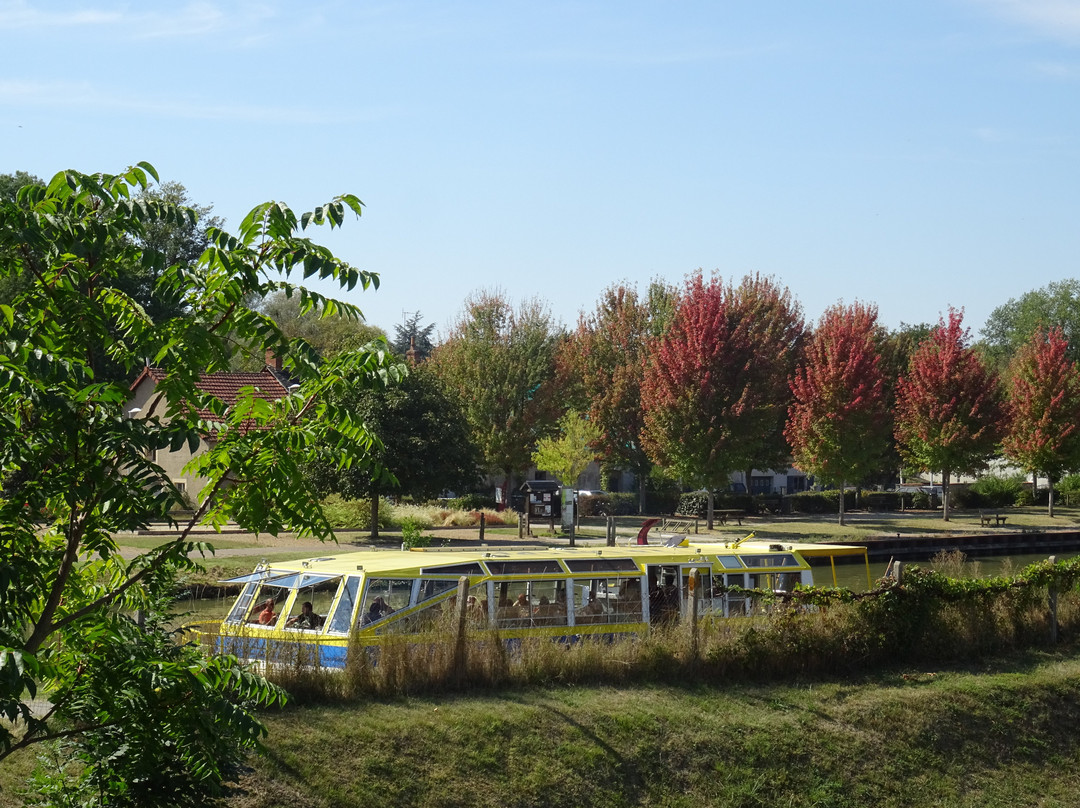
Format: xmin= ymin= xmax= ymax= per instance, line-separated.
xmin=979 ymin=510 xmax=1008 ymax=527
xmin=715 ymin=509 xmax=745 ymax=526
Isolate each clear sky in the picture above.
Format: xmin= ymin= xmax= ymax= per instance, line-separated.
xmin=2 ymin=1 xmax=1078 ymax=340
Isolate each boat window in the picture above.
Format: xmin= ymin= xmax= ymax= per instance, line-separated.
xmin=572 ymin=577 xmax=644 ymax=626
xmin=326 ymin=576 xmax=361 ymax=635
xmin=225 ymin=581 xmax=258 ymax=624
xmin=739 ymin=553 xmax=799 ymax=569
xmin=492 ymin=579 xmax=569 ymax=629
xmin=381 ymin=582 xmax=489 ymax=635
xmin=715 ymin=555 xmax=744 ymax=569
xmin=282 ymin=576 xmax=340 ymax=632
xmin=484 ymin=560 xmax=564 ymax=575
xmin=360 ymin=578 xmax=414 ymax=627
xmin=564 ymin=558 xmax=638 ymax=573
xmin=253 ymin=572 xmax=340 ymax=590
xmin=417 ymin=579 xmax=459 ymax=603
xmin=420 ymin=562 xmax=484 ymax=576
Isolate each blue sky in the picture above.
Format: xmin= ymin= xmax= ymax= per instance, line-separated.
xmin=2 ymin=1 xmax=1079 ymax=340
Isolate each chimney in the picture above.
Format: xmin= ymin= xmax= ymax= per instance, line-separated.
xmin=405 ymin=335 xmax=419 ymax=365
xmin=265 ymin=349 xmax=283 ymax=371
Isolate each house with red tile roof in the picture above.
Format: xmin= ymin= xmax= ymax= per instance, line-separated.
xmin=127 ymin=356 xmax=294 ymax=504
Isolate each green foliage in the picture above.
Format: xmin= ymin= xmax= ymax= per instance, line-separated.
xmin=982 ymin=279 xmax=1080 ymax=367
xmin=391 ymin=310 xmax=435 ymax=361
xmin=400 ymin=517 xmax=431 ymax=549
xmin=445 ymin=493 xmax=497 ymax=511
xmin=531 ymin=410 xmax=601 ymax=487
xmin=0 ymin=163 xmax=397 ymax=800
xmin=257 ymin=289 xmax=387 ymax=365
xmin=969 ymin=474 xmax=1027 ymax=509
xmin=577 ymin=492 xmax=638 ymax=517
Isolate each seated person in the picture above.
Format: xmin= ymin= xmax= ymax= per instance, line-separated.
xmin=286 ymin=600 xmax=324 ymax=629
xmin=362 ymin=595 xmax=393 ymax=626
xmin=514 ymin=592 xmax=532 ymax=617
xmin=254 ymin=598 xmax=277 ymax=625
xmin=466 ymin=595 xmax=486 ymax=623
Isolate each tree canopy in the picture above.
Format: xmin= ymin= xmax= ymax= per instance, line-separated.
xmin=531 ymin=410 xmax=602 ymax=488
xmin=982 ymin=280 xmax=1080 ymax=367
xmin=430 ymin=290 xmax=561 ymax=485
xmin=0 ymin=163 xmax=400 ymax=802
xmin=895 ymin=309 xmax=1005 ymax=520
xmin=786 ymin=302 xmax=890 ymax=524
xmin=307 ymin=363 xmax=479 ymax=536
xmin=1002 ymin=327 xmax=1080 ymax=515
xmin=641 ymin=272 xmax=803 ymax=528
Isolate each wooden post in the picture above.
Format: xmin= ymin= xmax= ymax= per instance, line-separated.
xmin=894 ymin=562 xmax=904 ymax=585
xmin=518 ymin=512 xmax=525 ymax=539
xmin=689 ymin=568 xmax=700 ymax=663
xmin=568 ymin=520 xmax=575 ymax=548
xmin=607 ymin=516 xmax=616 ymax=546
xmin=453 ymin=576 xmax=469 ymax=681
xmin=1049 ymin=555 xmax=1059 ymax=645
xmin=479 ymin=511 xmax=486 ymax=542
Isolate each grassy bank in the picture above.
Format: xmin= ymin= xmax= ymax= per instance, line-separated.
xmin=228 ymin=650 xmax=1080 ymax=808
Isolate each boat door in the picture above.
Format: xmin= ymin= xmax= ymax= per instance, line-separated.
xmin=646 ymin=564 xmax=681 ymax=624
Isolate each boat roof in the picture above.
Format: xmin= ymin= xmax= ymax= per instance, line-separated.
xmin=227 ymin=540 xmax=866 ymax=582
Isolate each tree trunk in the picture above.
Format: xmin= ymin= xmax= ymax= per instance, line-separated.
xmin=638 ymin=472 xmax=647 ymax=515
xmin=942 ymin=469 xmax=951 ymax=522
xmin=706 ymin=488 xmax=715 ymax=531
xmin=370 ymin=485 xmax=380 ymax=539
xmin=838 ymin=479 xmax=846 ymax=526
xmin=1049 ymin=473 xmax=1056 ymax=518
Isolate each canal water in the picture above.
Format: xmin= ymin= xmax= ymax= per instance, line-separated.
xmin=826 ymin=550 xmax=1080 ymax=592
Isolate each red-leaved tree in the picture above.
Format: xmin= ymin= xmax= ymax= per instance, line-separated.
xmin=641 ymin=272 xmax=803 ymax=528
xmin=894 ymin=308 xmax=1005 ymax=520
xmin=1002 ymin=327 xmax=1080 ymax=517
xmin=786 ymin=302 xmax=890 ymax=525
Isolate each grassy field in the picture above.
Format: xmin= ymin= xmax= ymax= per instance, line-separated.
xmin=224 ymin=649 xmax=1080 ymax=808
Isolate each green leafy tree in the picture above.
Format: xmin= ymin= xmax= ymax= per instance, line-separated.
xmin=895 ymin=309 xmax=1006 ymax=520
xmin=307 ymin=364 xmax=480 ymax=537
xmin=0 ymin=163 xmax=399 ymax=802
xmin=561 ymin=280 xmax=676 ymax=511
xmin=982 ymin=280 xmax=1080 ymax=367
xmin=0 ymin=171 xmax=45 ymax=302
xmin=641 ymin=272 xmax=803 ymax=528
xmin=430 ymin=290 xmax=561 ymax=494
xmin=532 ymin=410 xmax=603 ymax=488
xmin=1002 ymin=327 xmax=1080 ymax=517
xmin=786 ymin=302 xmax=890 ymax=525
xmin=258 ymin=288 xmax=386 ymax=364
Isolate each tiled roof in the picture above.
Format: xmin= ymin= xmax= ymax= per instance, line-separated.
xmin=130 ymin=366 xmax=293 ymax=431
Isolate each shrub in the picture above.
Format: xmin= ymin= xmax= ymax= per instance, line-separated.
xmin=969 ymin=474 xmax=1026 ymax=509
xmin=446 ymin=493 xmax=497 ymax=511
xmin=400 ymin=517 xmax=431 ymax=549
xmin=320 ymin=495 xmax=392 ymax=530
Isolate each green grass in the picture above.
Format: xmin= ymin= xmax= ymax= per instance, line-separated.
xmin=222 ymin=650 xmax=1080 ymax=808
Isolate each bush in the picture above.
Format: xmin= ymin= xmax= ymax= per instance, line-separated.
xmin=320 ymin=495 xmax=393 ymax=530
xmin=446 ymin=493 xmax=497 ymax=511
xmin=578 ymin=492 xmax=638 ymax=517
xmin=969 ymin=474 xmax=1026 ymax=509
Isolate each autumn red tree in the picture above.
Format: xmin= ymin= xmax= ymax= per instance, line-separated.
xmin=1002 ymin=327 xmax=1080 ymax=517
xmin=559 ymin=280 xmax=677 ymax=511
xmin=894 ymin=309 xmax=1006 ymax=520
xmin=641 ymin=272 xmax=803 ymax=528
xmin=786 ymin=302 xmax=890 ymax=525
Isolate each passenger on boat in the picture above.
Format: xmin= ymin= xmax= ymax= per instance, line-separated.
xmin=362 ymin=596 xmax=393 ymax=625
xmin=256 ymin=598 xmax=277 ymax=625
xmin=287 ymin=601 xmax=324 ymax=629
xmin=514 ymin=593 xmax=531 ymax=617
xmin=466 ymin=595 xmax=485 ymax=623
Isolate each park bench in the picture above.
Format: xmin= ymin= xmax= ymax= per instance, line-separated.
xmin=979 ymin=510 xmax=1008 ymax=527
xmin=715 ymin=508 xmax=745 ymax=526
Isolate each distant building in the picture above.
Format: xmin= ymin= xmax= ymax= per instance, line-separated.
xmin=127 ymin=357 xmax=293 ymax=504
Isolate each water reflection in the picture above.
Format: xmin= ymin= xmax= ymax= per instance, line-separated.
xmin=827 ymin=551 xmax=1080 ymax=592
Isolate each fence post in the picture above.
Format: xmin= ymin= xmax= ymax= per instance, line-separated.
xmin=607 ymin=516 xmax=616 ymax=546
xmin=568 ymin=520 xmax=575 ymax=548
xmin=479 ymin=512 xmax=485 ymax=542
xmin=894 ymin=562 xmax=904 ymax=585
xmin=518 ymin=512 xmax=525 ymax=539
xmin=689 ymin=568 xmax=700 ymax=664
xmin=1049 ymin=555 xmax=1059 ymax=645
xmin=453 ymin=576 xmax=469 ymax=681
